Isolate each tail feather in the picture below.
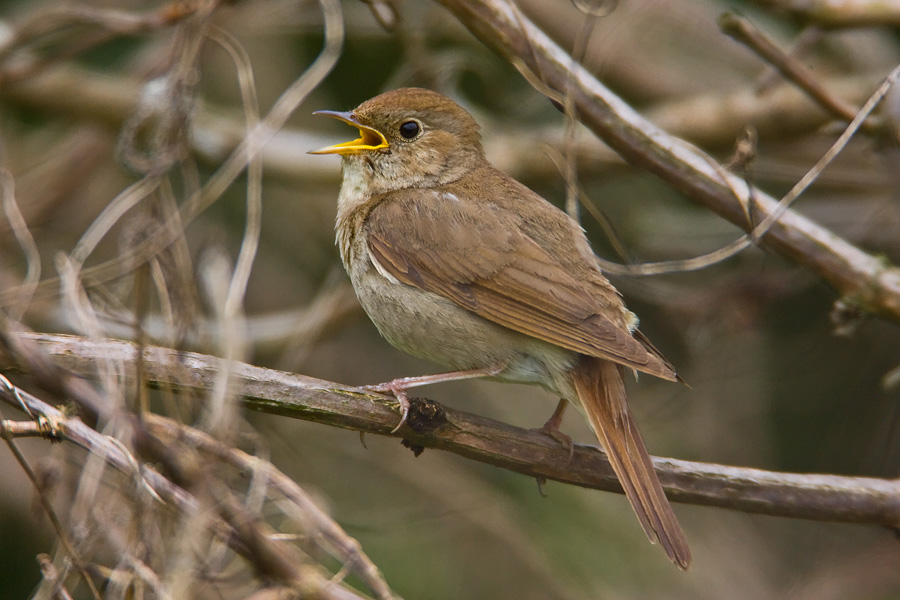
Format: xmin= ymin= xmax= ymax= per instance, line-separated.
xmin=571 ymin=357 xmax=691 ymax=570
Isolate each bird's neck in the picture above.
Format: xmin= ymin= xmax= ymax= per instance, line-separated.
xmin=334 ymin=153 xmax=477 ymax=268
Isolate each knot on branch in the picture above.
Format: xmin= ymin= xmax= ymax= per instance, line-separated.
xmin=400 ymin=397 xmax=448 ymax=456
xmin=405 ymin=396 xmax=448 ymax=433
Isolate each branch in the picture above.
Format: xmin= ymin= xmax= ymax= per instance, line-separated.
xmin=0 ymin=330 xmax=396 ymax=600
xmin=0 ymin=43 xmax=882 ymax=185
xmin=718 ymin=13 xmax=868 ymax=127
xmin=0 ymin=385 xmax=386 ymax=600
xmin=747 ymin=0 xmax=900 ymax=28
xmin=6 ymin=332 xmax=900 ymax=531
xmin=433 ymin=0 xmax=900 ymax=325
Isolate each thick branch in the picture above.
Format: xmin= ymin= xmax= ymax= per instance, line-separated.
xmin=434 ymin=0 xmax=900 ymax=325
xmin=7 ymin=332 xmax=900 ymax=530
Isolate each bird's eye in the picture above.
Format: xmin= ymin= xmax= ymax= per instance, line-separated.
xmin=399 ymin=120 xmax=420 ymax=140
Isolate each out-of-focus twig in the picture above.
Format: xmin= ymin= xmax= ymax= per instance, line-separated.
xmin=434 ymin=0 xmax=900 ymax=325
xmin=7 ymin=331 xmax=900 ymax=531
xmin=147 ymin=415 xmax=395 ymax=600
xmin=747 ymin=0 xmax=900 ymax=28
xmin=0 ymin=4 xmax=195 ymax=83
xmin=0 ymin=169 xmax=40 ymax=322
xmin=0 ymin=59 xmax=883 ymax=191
xmin=596 ymin=65 xmax=894 ymax=276
xmin=36 ymin=553 xmax=75 ymax=600
xmin=0 ymin=0 xmax=344 ymax=306
xmin=719 ymin=13 xmax=872 ymax=130
xmin=1 ymin=413 xmax=102 ymax=600
xmin=0 ymin=329 xmax=398 ymax=600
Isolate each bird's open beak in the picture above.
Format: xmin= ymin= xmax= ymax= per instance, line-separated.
xmin=308 ymin=110 xmax=389 ymax=155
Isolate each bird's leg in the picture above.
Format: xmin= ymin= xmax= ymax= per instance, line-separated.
xmin=363 ymin=363 xmax=505 ymax=433
xmin=534 ymin=398 xmax=574 ymax=461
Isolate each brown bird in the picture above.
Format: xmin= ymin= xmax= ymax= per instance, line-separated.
xmin=310 ymin=88 xmax=690 ymax=569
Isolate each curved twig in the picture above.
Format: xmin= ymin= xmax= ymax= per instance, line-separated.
xmin=0 ymin=331 xmax=396 ymax=600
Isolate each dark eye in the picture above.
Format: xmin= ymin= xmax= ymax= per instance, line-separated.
xmin=399 ymin=120 xmax=420 ymax=140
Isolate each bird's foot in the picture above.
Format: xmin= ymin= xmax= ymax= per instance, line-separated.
xmin=362 ymin=380 xmax=411 ymax=433
xmin=362 ymin=364 xmax=506 ymax=433
xmin=532 ymin=398 xmax=574 ymax=462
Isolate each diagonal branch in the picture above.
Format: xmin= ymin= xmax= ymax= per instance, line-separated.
xmin=433 ymin=0 xmax=900 ymax=325
xmin=718 ymin=13 xmax=865 ymax=127
xmin=5 ymin=332 xmax=900 ymax=531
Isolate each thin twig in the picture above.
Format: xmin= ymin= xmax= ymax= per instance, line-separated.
xmin=0 ymin=0 xmax=345 ymax=307
xmin=746 ymin=0 xmax=900 ymax=28
xmin=719 ymin=13 xmax=872 ymax=130
xmin=146 ymin=415 xmax=394 ymax=600
xmin=1 ymin=421 xmax=103 ymax=600
xmin=0 ymin=169 xmax=41 ymax=322
xmin=0 ymin=334 xmax=398 ymax=600
xmin=591 ymin=66 xmax=897 ymax=276
xmin=36 ymin=554 xmax=75 ymax=600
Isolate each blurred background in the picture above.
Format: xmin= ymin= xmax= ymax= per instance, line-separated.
xmin=2 ymin=0 xmax=900 ymax=598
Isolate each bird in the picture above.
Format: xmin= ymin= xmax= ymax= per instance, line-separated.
xmin=310 ymin=87 xmax=690 ymax=569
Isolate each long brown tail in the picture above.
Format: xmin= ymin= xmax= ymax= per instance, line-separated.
xmin=571 ymin=356 xmax=691 ymax=570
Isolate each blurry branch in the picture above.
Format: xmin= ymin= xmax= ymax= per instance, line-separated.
xmin=747 ymin=0 xmax=900 ymax=28
xmin=435 ymin=0 xmax=900 ymax=325
xmin=0 ymin=42 xmax=883 ymax=181
xmin=598 ymin=69 xmax=890 ymax=277
xmin=0 ymin=4 xmax=194 ymax=83
xmin=0 ymin=329 xmax=397 ymax=600
xmin=1 ymin=410 xmax=102 ymax=600
xmin=91 ymin=279 xmax=360 ymax=351
xmin=0 ymin=61 xmax=337 ymax=185
xmin=0 ymin=0 xmax=345 ymax=305
xmin=359 ymin=0 xmax=399 ymax=31
xmin=642 ymin=74 xmax=878 ymax=149
xmin=1 ymin=169 xmax=40 ymax=321
xmin=7 ymin=331 xmax=900 ymax=531
xmin=719 ymin=13 xmax=873 ymax=130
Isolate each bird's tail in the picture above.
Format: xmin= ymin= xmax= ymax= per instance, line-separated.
xmin=571 ymin=356 xmax=691 ymax=570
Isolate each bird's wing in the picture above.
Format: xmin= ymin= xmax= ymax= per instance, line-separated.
xmin=365 ymin=188 xmax=676 ymax=380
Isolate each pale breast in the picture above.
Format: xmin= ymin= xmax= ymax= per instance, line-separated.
xmin=342 ymin=224 xmax=577 ymax=394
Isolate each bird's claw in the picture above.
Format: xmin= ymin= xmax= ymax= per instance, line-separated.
xmin=362 ymin=381 xmax=410 ymax=433
xmin=533 ymin=422 xmax=574 ymax=463
xmin=533 ymin=398 xmax=574 ymax=463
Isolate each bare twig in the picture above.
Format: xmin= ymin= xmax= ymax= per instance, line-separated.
xmin=592 ymin=66 xmax=896 ymax=276
xmin=747 ymin=0 xmax=900 ymax=28
xmin=36 ymin=554 xmax=75 ymax=600
xmin=1 ymin=415 xmax=102 ymax=600
xmin=719 ymin=13 xmax=871 ymax=129
xmin=5 ymin=331 xmax=900 ymax=531
xmin=0 ymin=169 xmax=40 ymax=322
xmin=0 ymin=4 xmax=194 ymax=83
xmin=434 ymin=0 xmax=900 ymax=325
xmin=147 ymin=415 xmax=394 ymax=600
xmin=0 ymin=331 xmax=398 ymax=600
xmin=0 ymin=0 xmax=344 ymax=306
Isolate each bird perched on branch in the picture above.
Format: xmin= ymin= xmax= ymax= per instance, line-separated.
xmin=311 ymin=87 xmax=690 ymax=569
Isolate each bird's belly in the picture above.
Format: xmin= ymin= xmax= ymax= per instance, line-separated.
xmin=350 ymin=261 xmax=577 ymax=394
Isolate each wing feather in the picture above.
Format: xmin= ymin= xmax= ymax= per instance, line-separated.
xmin=366 ymin=190 xmax=676 ymax=380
